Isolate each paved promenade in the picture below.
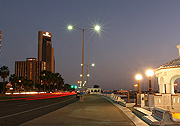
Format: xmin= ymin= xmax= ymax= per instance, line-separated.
xmin=21 ymin=95 xmax=145 ymax=126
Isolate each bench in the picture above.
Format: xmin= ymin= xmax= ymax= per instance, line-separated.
xmin=152 ymin=107 xmax=167 ymax=121
xmin=133 ymin=107 xmax=152 ymax=118
xmin=142 ymin=115 xmax=158 ymax=125
xmin=143 ymin=107 xmax=180 ymax=125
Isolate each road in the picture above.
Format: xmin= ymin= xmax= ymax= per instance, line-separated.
xmin=0 ymin=94 xmax=78 ymax=126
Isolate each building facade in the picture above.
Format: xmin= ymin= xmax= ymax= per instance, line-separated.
xmin=15 ymin=58 xmax=46 ymax=85
xmin=38 ymin=31 xmax=55 ymax=73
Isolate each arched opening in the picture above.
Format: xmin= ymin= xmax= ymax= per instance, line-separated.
xmin=174 ymin=79 xmax=178 ymax=93
xmin=94 ymin=90 xmax=97 ymax=93
xmin=170 ymin=75 xmax=180 ymax=94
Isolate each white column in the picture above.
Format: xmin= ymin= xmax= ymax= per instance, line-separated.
xmin=160 ymin=84 xmax=165 ymax=93
xmin=166 ymin=83 xmax=171 ymax=93
xmin=171 ymin=82 xmax=175 ymax=94
xmin=159 ymin=84 xmax=162 ymax=93
xmin=162 ymin=84 xmax=165 ymax=93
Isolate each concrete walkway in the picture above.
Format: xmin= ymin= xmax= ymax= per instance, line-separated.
xmin=21 ymin=95 xmax=136 ymax=126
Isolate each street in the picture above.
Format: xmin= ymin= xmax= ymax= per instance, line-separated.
xmin=0 ymin=94 xmax=78 ymax=126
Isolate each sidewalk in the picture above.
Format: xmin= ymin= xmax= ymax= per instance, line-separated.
xmin=21 ymin=95 xmax=137 ymax=126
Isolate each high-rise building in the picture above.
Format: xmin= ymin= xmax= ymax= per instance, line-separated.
xmin=15 ymin=58 xmax=46 ymax=85
xmin=0 ymin=31 xmax=2 ymax=68
xmin=38 ymin=31 xmax=55 ymax=73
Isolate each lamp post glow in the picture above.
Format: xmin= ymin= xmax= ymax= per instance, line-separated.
xmin=146 ymin=69 xmax=154 ymax=94
xmin=92 ymin=63 xmax=95 ymax=67
xmin=135 ymin=74 xmax=142 ymax=94
xmin=67 ymin=25 xmax=100 ymax=102
xmin=134 ymin=84 xmax=138 ymax=92
xmin=68 ymin=25 xmax=73 ymax=30
xmin=95 ymin=25 xmax=100 ymax=31
xmin=134 ymin=74 xmax=142 ymax=107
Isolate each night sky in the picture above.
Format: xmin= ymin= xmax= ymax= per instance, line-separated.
xmin=1 ymin=0 xmax=180 ymax=90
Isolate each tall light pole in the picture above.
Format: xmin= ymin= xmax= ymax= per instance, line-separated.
xmin=68 ymin=25 xmax=100 ymax=102
xmin=84 ymin=63 xmax=95 ymax=91
xmin=146 ymin=69 xmax=154 ymax=94
xmin=135 ymin=74 xmax=142 ymax=94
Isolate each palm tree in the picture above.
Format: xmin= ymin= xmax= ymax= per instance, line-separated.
xmin=18 ymin=76 xmax=24 ymax=89
xmin=40 ymin=70 xmax=53 ymax=92
xmin=46 ymin=71 xmax=53 ymax=92
xmin=23 ymin=79 xmax=33 ymax=91
xmin=40 ymin=71 xmax=64 ymax=92
xmin=0 ymin=66 xmax=10 ymax=94
xmin=9 ymin=74 xmax=19 ymax=91
xmin=52 ymin=73 xmax=59 ymax=91
xmin=40 ymin=70 xmax=47 ymax=92
xmin=57 ymin=74 xmax=64 ymax=90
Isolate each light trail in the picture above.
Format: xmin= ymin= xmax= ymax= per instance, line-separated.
xmin=0 ymin=97 xmax=75 ymax=120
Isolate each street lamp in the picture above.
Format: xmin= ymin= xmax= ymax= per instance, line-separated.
xmin=67 ymin=25 xmax=100 ymax=102
xmin=134 ymin=75 xmax=142 ymax=107
xmin=92 ymin=63 xmax=95 ymax=67
xmin=134 ymin=84 xmax=138 ymax=92
xmin=135 ymin=74 xmax=142 ymax=94
xmin=84 ymin=63 xmax=95 ymax=91
xmin=146 ymin=69 xmax=154 ymax=94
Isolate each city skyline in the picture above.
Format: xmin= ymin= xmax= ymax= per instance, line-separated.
xmin=1 ymin=0 xmax=180 ymax=90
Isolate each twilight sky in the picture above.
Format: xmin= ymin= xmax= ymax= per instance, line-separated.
xmin=1 ymin=0 xmax=180 ymax=90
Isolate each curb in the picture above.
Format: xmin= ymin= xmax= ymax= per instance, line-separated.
xmin=101 ymin=95 xmax=149 ymax=126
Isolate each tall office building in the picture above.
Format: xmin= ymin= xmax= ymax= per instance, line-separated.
xmin=38 ymin=31 xmax=55 ymax=73
xmin=15 ymin=58 xmax=46 ymax=85
xmin=0 ymin=31 xmax=2 ymax=68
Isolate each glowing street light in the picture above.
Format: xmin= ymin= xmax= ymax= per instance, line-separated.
xmin=67 ymin=25 xmax=101 ymax=31
xmin=68 ymin=25 xmax=73 ymax=30
xmin=92 ymin=63 xmax=95 ymax=67
xmin=95 ymin=25 xmax=100 ymax=31
xmin=135 ymin=74 xmax=142 ymax=94
xmin=134 ymin=84 xmax=138 ymax=87
xmin=134 ymin=84 xmax=138 ymax=92
xmin=67 ymin=24 xmax=100 ymax=103
xmin=146 ymin=69 xmax=154 ymax=94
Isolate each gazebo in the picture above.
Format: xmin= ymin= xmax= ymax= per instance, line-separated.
xmin=156 ymin=45 xmax=180 ymax=94
xmin=136 ymin=45 xmax=180 ymax=110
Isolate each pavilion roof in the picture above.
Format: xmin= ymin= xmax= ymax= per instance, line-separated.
xmin=156 ymin=57 xmax=180 ymax=70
